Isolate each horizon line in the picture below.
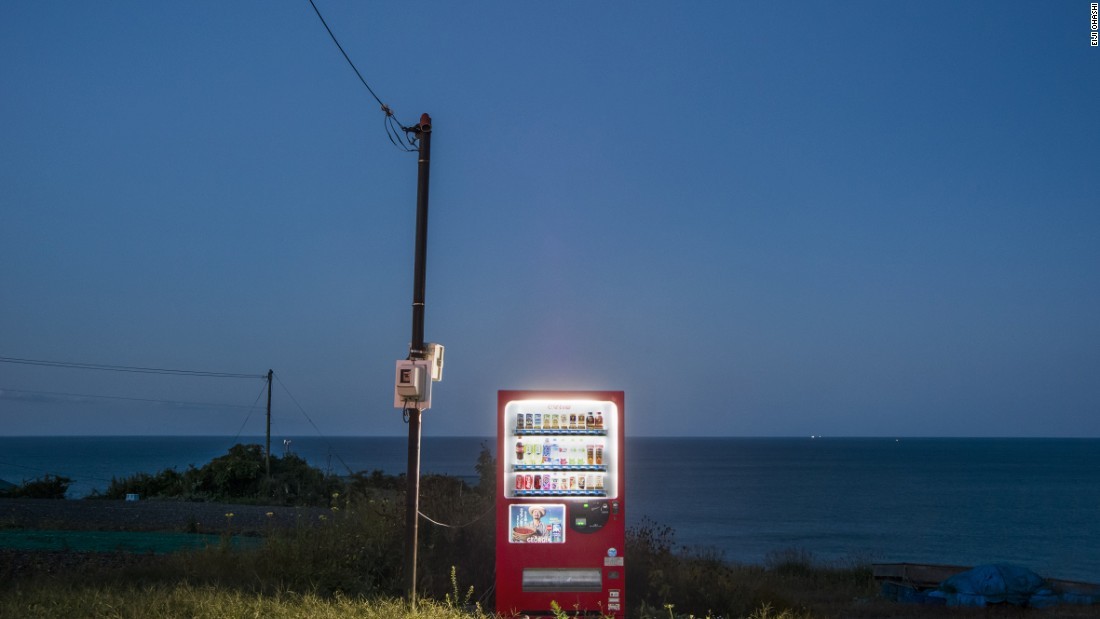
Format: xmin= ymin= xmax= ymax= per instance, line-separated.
xmin=2 ymin=434 xmax=1097 ymax=440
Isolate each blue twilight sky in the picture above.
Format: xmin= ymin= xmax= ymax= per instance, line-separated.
xmin=2 ymin=2 xmax=1098 ymax=438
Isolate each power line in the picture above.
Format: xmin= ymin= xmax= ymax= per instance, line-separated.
xmin=231 ymin=381 xmax=273 ymax=444
xmin=307 ymin=0 xmax=386 ymax=111
xmin=0 ymin=387 xmax=263 ymax=411
xmin=0 ymin=356 xmax=265 ymax=379
xmin=0 ymin=459 xmax=117 ymax=486
xmin=305 ymin=0 xmax=418 ymax=152
xmin=272 ymin=372 xmax=355 ymax=476
xmin=419 ymin=503 xmax=495 ymax=529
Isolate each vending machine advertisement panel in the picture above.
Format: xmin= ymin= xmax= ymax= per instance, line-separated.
xmin=496 ymin=390 xmax=626 ymax=618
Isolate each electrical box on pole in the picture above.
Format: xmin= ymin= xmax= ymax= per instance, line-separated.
xmin=394 ymin=359 xmax=432 ymax=408
xmin=393 ymin=343 xmax=444 ymax=410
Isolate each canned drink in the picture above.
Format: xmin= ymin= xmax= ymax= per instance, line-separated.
xmin=542 ymin=474 xmax=550 ymax=490
xmin=525 ymin=413 xmax=533 ymax=430
xmin=534 ymin=413 xmax=542 ymax=429
xmin=578 ymin=475 xmax=586 ymax=490
xmin=534 ymin=475 xmax=542 ymax=490
xmin=524 ymin=474 xmax=533 ymax=490
xmin=595 ymin=446 xmax=603 ymax=465
xmin=569 ymin=413 xmax=577 ymax=429
xmin=587 ymin=445 xmax=595 ymax=465
xmin=515 ymin=475 xmax=524 ymax=490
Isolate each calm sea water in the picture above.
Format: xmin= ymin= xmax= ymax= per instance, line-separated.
xmin=1 ymin=436 xmax=1097 ymax=582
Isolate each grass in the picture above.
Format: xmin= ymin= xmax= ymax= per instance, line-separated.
xmin=6 ymin=578 xmax=1097 ymax=619
xmin=5 ymin=538 xmax=1097 ymax=619
xmin=0 ymin=583 xmax=484 ymax=619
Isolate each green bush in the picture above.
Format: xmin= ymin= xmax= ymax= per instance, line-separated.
xmin=84 ymin=443 xmax=496 ymax=602
xmin=0 ymin=474 xmax=72 ymax=499
xmin=99 ymin=443 xmax=345 ymax=505
xmin=624 ymin=519 xmax=865 ymax=618
xmin=166 ymin=489 xmax=408 ymax=596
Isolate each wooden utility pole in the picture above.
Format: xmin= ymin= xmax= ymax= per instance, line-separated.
xmin=403 ymin=113 xmax=432 ymax=610
xmin=265 ymin=369 xmax=273 ymax=478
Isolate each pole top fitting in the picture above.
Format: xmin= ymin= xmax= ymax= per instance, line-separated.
xmin=418 ymin=113 xmax=432 ymax=132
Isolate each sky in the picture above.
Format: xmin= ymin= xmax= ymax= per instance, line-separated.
xmin=2 ymin=1 xmax=1098 ymax=438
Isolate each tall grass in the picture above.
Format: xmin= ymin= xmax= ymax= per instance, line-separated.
xmin=625 ymin=517 xmax=876 ymax=618
xmin=0 ymin=583 xmax=488 ymax=619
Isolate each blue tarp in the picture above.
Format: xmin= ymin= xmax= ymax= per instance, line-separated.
xmin=879 ymin=563 xmax=1100 ymax=608
xmin=927 ymin=565 xmax=1060 ymax=608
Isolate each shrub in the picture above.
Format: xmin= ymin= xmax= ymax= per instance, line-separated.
xmin=98 ymin=443 xmax=346 ymax=505
xmin=405 ymin=444 xmax=497 ymax=602
xmin=0 ymin=474 xmax=72 ymax=499
xmin=81 ymin=444 xmax=497 ymax=602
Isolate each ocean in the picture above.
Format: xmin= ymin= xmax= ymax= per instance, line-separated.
xmin=1 ymin=436 xmax=1097 ymax=583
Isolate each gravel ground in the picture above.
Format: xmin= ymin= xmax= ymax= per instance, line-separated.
xmin=0 ymin=497 xmax=329 ymax=535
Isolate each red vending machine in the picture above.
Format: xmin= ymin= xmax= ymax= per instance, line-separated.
xmin=496 ymin=390 xmax=626 ymax=618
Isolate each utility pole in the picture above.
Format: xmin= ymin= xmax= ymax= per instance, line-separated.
xmin=404 ymin=113 xmax=432 ymax=610
xmin=265 ymin=369 xmax=273 ymax=478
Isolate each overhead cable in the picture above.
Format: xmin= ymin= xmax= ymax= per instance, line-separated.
xmin=273 ymin=372 xmax=355 ymax=475
xmin=0 ymin=459 xmax=116 ymax=485
xmin=419 ymin=503 xmax=495 ymax=529
xmin=231 ymin=380 xmax=274 ymax=444
xmin=0 ymin=387 xmax=263 ymax=411
xmin=306 ymin=0 xmax=418 ymax=151
xmin=0 ymin=356 xmax=265 ymax=379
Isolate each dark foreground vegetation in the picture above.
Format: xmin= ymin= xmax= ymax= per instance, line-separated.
xmin=0 ymin=473 xmax=72 ymax=499
xmin=2 ymin=445 xmax=1095 ymax=618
